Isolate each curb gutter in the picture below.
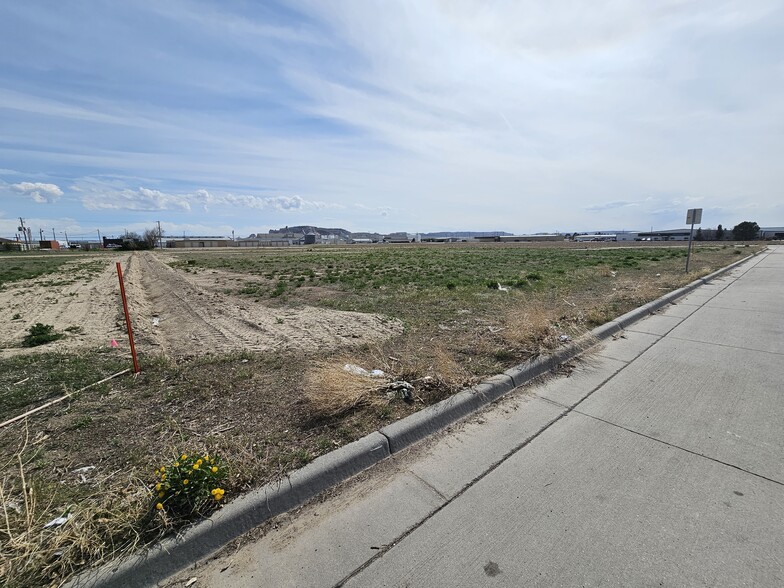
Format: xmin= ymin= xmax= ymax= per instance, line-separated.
xmin=69 ymin=250 xmax=763 ymax=588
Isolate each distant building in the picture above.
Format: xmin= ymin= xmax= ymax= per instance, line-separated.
xmin=636 ymin=229 xmax=692 ymax=241
xmin=0 ymin=237 xmax=25 ymax=251
xmin=237 ymin=234 xmax=293 ymax=247
xmin=475 ymin=234 xmax=562 ymax=243
xmin=38 ymin=240 xmax=61 ymax=250
xmin=167 ymin=237 xmax=232 ymax=248
xmin=573 ymin=232 xmax=638 ymax=242
xmin=384 ymin=232 xmax=413 ymax=243
xmin=759 ymin=227 xmax=784 ymax=240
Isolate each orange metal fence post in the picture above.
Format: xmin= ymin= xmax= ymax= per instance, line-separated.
xmin=116 ymin=262 xmax=140 ymax=373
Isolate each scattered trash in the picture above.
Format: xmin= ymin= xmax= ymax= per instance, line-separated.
xmin=72 ymin=465 xmax=96 ymax=484
xmin=4 ymin=500 xmax=20 ymax=513
xmin=72 ymin=466 xmax=96 ymax=474
xmin=487 ymin=326 xmax=503 ymax=334
xmin=655 ymin=273 xmax=661 ymax=277
xmin=152 ymin=317 xmax=160 ymax=327
xmin=609 ymin=271 xmax=617 ymax=277
xmin=13 ymin=377 xmax=30 ymax=386
xmin=559 ymin=334 xmax=571 ymax=343
xmin=497 ymin=282 xmax=510 ymax=292
xmin=185 ymin=578 xmax=198 ymax=587
xmin=343 ymin=364 xmax=385 ymax=378
xmin=241 ymin=359 xmax=249 ymax=363
xmin=44 ymin=514 xmax=71 ymax=528
xmin=386 ymin=381 xmax=414 ymax=401
xmin=110 ymin=339 xmax=119 ymax=348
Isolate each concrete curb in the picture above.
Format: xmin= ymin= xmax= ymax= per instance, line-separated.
xmin=71 ymin=250 xmax=764 ymax=588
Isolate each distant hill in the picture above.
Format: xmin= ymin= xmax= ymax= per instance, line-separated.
xmin=270 ymin=226 xmax=352 ymax=238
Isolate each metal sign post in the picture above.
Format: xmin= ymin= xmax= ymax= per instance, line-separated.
xmin=685 ymin=208 xmax=703 ymax=272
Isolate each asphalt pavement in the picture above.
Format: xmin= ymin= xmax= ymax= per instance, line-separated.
xmin=173 ymin=246 xmax=783 ymax=588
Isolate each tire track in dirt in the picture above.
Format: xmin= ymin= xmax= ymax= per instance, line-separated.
xmin=123 ymin=252 xmax=403 ymax=358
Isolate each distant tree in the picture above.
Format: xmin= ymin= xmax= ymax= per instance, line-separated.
xmin=119 ymin=232 xmax=141 ymax=250
xmin=715 ymin=224 xmax=725 ymax=240
xmin=695 ymin=228 xmax=704 ymax=241
xmin=142 ymin=227 xmax=162 ymax=249
xmin=732 ymin=221 xmax=760 ymax=241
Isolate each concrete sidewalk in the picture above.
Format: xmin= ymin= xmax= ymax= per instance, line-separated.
xmin=172 ymin=246 xmax=783 ymax=588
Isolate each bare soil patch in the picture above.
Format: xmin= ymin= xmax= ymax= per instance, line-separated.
xmin=122 ymin=252 xmax=402 ymax=358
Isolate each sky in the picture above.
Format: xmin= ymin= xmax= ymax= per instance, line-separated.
xmin=1 ymin=0 xmax=783 ymax=240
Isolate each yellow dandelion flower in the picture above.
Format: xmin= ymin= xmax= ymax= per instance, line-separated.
xmin=155 ymin=483 xmax=161 ymax=491
xmin=193 ymin=463 xmax=200 ymax=470
xmin=203 ymin=454 xmax=209 ymax=461
xmin=161 ymin=474 xmax=166 ymax=481
xmin=181 ymin=454 xmax=187 ymax=460
xmin=214 ymin=493 xmax=224 ymax=501
xmin=183 ymin=479 xmax=189 ymax=485
xmin=174 ymin=462 xmax=180 ymax=467
xmin=160 ymin=466 xmax=165 ymax=473
xmin=196 ymin=459 xmax=203 ymax=465
xmin=211 ymin=466 xmax=218 ymax=473
xmin=211 ymin=488 xmax=218 ymax=496
xmin=156 ymin=503 xmax=163 ymax=510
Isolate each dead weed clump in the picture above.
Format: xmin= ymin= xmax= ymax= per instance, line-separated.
xmin=303 ymin=362 xmax=386 ymax=418
xmin=501 ymin=302 xmax=561 ymax=353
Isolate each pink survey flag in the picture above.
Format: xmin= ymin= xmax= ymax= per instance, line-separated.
xmin=110 ymin=339 xmax=119 ymax=348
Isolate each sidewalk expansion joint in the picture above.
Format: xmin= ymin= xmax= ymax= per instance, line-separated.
xmin=331 ymin=408 xmax=570 ymax=587
xmin=666 ymin=336 xmax=784 ymax=357
xmin=408 ymin=471 xmax=448 ymax=502
xmin=333 ymin=345 xmax=645 ymax=587
xmin=570 ymin=409 xmax=784 ymax=488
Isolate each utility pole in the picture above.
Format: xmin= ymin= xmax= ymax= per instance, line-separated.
xmin=157 ymin=220 xmax=163 ymax=249
xmin=64 ymin=230 xmax=69 ymax=244
xmin=97 ymin=229 xmax=102 ymax=248
xmin=18 ymin=218 xmax=29 ymax=251
xmin=39 ymin=228 xmax=44 ymax=241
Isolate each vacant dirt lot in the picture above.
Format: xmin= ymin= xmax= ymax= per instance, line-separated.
xmin=0 ymin=251 xmax=402 ymax=358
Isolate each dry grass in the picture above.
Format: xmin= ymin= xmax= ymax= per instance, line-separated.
xmin=0 ymin=424 xmax=166 ymax=588
xmin=303 ymin=343 xmax=477 ymax=419
xmin=303 ymin=361 xmax=387 ymax=418
xmin=500 ymin=300 xmax=561 ymax=353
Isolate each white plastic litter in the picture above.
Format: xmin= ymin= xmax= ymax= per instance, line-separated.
xmin=344 ymin=364 xmax=385 ymax=378
xmin=44 ymin=514 xmax=71 ymax=528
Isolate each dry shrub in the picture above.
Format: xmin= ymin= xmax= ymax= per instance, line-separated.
xmin=501 ymin=301 xmax=560 ymax=352
xmin=610 ymin=277 xmax=661 ymax=306
xmin=303 ymin=361 xmax=386 ymax=418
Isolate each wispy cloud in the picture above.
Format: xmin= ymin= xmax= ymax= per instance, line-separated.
xmin=76 ymin=183 xmax=336 ymax=214
xmin=10 ymin=182 xmax=63 ymax=203
xmin=585 ymin=201 xmax=640 ymax=213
